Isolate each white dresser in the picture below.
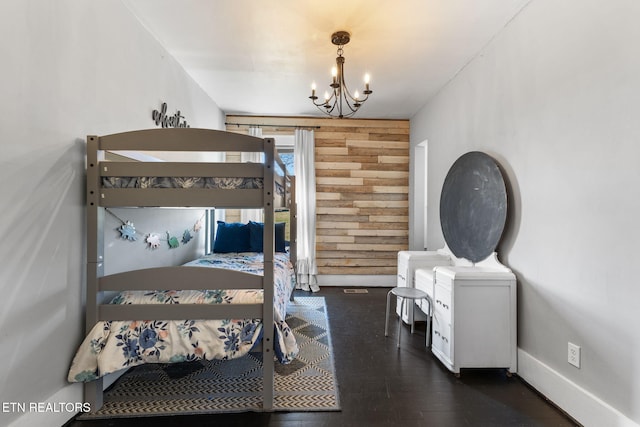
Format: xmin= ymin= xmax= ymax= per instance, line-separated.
xmin=428 ymin=263 xmax=517 ymax=375
xmin=408 ymin=246 xmax=517 ymax=375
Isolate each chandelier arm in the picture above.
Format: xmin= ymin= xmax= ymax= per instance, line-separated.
xmin=336 ymin=83 xmax=361 ymax=115
xmin=311 ymin=89 xmax=338 ymax=107
xmin=315 ymin=92 xmax=340 ymax=116
xmin=315 ymin=100 xmax=340 ymax=117
xmin=314 ymin=105 xmax=333 ymax=116
xmin=340 ymin=86 xmax=369 ymax=110
xmin=314 ymin=103 xmax=358 ymax=118
xmin=329 ymin=96 xmax=341 ymax=116
xmin=336 ymin=57 xmax=367 ymax=114
xmin=327 ymin=91 xmax=339 ymax=114
xmin=338 ymin=73 xmax=360 ymax=104
xmin=311 ymin=97 xmax=330 ymax=108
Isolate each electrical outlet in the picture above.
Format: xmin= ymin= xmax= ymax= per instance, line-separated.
xmin=568 ymin=342 xmax=581 ymax=368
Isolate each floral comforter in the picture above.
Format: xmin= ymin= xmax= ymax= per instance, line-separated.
xmin=102 ymin=176 xmax=285 ymax=196
xmin=68 ymin=253 xmax=297 ymax=382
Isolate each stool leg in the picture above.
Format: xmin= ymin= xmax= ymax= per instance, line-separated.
xmin=397 ymin=297 xmax=404 ymax=348
xmin=410 ymin=299 xmax=415 ymax=334
xmin=385 ymin=290 xmax=392 ymax=337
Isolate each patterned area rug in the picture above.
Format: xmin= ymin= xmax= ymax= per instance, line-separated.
xmin=79 ymin=297 xmax=339 ymax=418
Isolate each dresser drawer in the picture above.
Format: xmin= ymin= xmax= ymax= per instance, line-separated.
xmin=432 ymin=280 xmax=452 ymax=363
xmin=396 ymin=253 xmax=409 ymax=288
xmin=432 ymin=312 xmax=452 ymax=361
xmin=397 ymin=271 xmax=408 ymax=288
xmin=433 ymin=283 xmax=452 ymax=323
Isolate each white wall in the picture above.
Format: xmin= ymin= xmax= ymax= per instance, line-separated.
xmin=0 ymin=1 xmax=224 ymax=426
xmin=103 ymin=208 xmax=207 ymax=276
xmin=410 ymin=1 xmax=640 ymax=425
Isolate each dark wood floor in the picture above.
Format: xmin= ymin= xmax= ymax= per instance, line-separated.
xmin=65 ymin=287 xmax=579 ymax=427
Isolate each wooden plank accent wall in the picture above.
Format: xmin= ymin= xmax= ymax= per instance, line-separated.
xmin=226 ymin=115 xmax=410 ymax=275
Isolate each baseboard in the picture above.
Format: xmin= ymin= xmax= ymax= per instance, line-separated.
xmin=317 ymin=275 xmax=395 ymax=287
xmin=517 ymin=349 xmax=639 ymax=427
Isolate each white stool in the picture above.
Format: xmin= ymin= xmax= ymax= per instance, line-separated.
xmin=385 ymin=287 xmax=432 ymax=349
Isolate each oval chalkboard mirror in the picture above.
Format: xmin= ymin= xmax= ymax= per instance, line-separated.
xmin=440 ymin=151 xmax=507 ymax=263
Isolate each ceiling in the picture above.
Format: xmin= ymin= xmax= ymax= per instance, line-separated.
xmin=123 ymin=0 xmax=530 ymax=120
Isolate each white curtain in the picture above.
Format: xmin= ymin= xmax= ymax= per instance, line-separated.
xmin=294 ymin=129 xmax=319 ymax=292
xmin=241 ymin=127 xmax=264 ymax=224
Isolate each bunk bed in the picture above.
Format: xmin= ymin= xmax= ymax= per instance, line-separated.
xmin=67 ymin=128 xmax=298 ymax=412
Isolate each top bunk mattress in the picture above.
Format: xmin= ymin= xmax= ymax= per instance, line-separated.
xmin=102 ymin=176 xmax=285 ymax=196
xmin=103 ymin=176 xmax=263 ymax=190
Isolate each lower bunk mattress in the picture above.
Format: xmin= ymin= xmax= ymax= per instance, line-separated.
xmin=68 ymin=252 xmax=298 ymax=383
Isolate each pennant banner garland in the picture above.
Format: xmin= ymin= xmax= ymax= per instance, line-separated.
xmin=119 ymin=221 xmax=137 ymax=241
xmin=146 ymin=234 xmax=161 ymax=249
xmin=108 ymin=209 xmax=205 ymax=250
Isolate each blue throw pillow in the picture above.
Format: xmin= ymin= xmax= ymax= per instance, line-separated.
xmin=248 ymin=221 xmax=286 ymax=252
xmin=213 ymin=221 xmax=251 ymax=253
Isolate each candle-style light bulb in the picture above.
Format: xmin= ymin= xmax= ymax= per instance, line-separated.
xmin=309 ymin=82 xmax=318 ymax=100
xmin=364 ymin=74 xmax=371 ymax=94
xmin=324 ymin=91 xmax=330 ymax=101
xmin=354 ymin=90 xmax=360 ymax=100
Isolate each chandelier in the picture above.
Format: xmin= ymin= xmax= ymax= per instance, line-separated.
xmin=309 ymin=31 xmax=372 ymax=119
